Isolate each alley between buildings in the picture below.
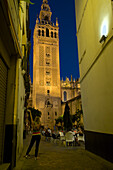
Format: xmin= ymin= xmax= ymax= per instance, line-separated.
xmin=14 ymin=135 xmax=113 ymax=170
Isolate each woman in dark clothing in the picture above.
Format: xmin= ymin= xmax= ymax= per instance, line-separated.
xmin=25 ymin=111 xmax=41 ymax=160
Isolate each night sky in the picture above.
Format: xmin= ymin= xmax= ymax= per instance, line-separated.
xmin=29 ymin=0 xmax=79 ymax=83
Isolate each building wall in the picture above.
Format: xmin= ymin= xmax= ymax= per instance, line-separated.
xmin=75 ymin=0 xmax=113 ymax=162
xmin=0 ymin=0 xmax=30 ymax=168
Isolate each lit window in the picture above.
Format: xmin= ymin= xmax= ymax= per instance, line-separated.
xmin=46 ymin=82 xmax=50 ymax=86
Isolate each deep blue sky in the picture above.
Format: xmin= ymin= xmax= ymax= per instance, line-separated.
xmin=29 ymin=0 xmax=79 ymax=83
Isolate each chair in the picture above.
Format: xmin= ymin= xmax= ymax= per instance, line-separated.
xmin=59 ymin=132 xmax=65 ymax=145
xmin=78 ymin=133 xmax=85 ymax=142
xmin=51 ymin=133 xmax=59 ymax=144
xmin=65 ymin=131 xmax=75 ymax=146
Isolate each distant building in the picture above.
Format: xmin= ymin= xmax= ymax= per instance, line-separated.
xmin=33 ymin=0 xmax=61 ymax=128
xmin=61 ymin=77 xmax=83 ymax=125
xmin=75 ymin=0 xmax=113 ymax=163
xmin=61 ymin=76 xmax=80 ymax=102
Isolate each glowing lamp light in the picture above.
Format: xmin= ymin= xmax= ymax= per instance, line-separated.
xmin=100 ymin=18 xmax=108 ymax=43
xmin=102 ymin=25 xmax=107 ymax=36
xmin=101 ymin=18 xmax=108 ymax=37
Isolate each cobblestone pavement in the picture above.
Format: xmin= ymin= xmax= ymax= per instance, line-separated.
xmin=14 ymin=135 xmax=113 ymax=170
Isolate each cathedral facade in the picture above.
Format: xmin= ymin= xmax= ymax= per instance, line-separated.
xmin=33 ymin=0 xmax=61 ymax=128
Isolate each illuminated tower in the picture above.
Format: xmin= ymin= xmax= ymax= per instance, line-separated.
xmin=33 ymin=0 xmax=61 ymax=128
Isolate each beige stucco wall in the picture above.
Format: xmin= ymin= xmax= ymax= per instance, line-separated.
xmin=75 ymin=0 xmax=113 ymax=134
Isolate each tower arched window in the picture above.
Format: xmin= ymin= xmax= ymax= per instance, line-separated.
xmin=64 ymin=91 xmax=67 ymax=101
xmin=42 ymin=30 xmax=44 ymax=36
xmin=46 ymin=28 xmax=49 ymax=37
xmin=44 ymin=16 xmax=49 ymax=21
xmin=38 ymin=29 xmax=41 ymax=36
xmin=54 ymin=32 xmax=57 ymax=38
xmin=51 ymin=31 xmax=53 ymax=38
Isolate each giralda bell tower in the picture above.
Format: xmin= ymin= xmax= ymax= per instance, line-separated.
xmin=33 ymin=0 xmax=61 ymax=128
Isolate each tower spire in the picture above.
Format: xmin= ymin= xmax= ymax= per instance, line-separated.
xmin=71 ymin=75 xmax=73 ymax=82
xmin=39 ymin=0 xmax=52 ymax=24
xmin=43 ymin=0 xmax=48 ymax=3
xmin=56 ymin=18 xmax=59 ymax=27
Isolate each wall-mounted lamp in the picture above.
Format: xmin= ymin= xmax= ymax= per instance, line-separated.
xmin=99 ymin=35 xmax=107 ymax=43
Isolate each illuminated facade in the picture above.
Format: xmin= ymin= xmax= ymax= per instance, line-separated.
xmin=61 ymin=77 xmax=83 ymax=125
xmin=61 ymin=76 xmax=80 ymax=102
xmin=33 ymin=0 xmax=61 ymax=128
xmin=75 ymin=0 xmax=113 ymax=163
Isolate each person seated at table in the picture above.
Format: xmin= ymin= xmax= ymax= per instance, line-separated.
xmin=78 ymin=126 xmax=83 ymax=136
xmin=45 ymin=129 xmax=51 ymax=141
xmin=52 ymin=130 xmax=57 ymax=139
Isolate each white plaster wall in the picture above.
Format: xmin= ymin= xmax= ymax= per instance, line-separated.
xmin=75 ymin=0 xmax=113 ymax=134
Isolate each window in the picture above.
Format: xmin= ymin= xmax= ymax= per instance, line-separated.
xmin=54 ymin=32 xmax=57 ymax=38
xmin=64 ymin=91 xmax=67 ymax=101
xmin=46 ymin=28 xmax=49 ymax=37
xmin=55 ymin=112 xmax=57 ymax=116
xmin=38 ymin=30 xmax=41 ymax=36
xmin=42 ymin=30 xmax=44 ymax=36
xmin=46 ymin=61 xmax=50 ymax=66
xmin=45 ymin=16 xmax=49 ymax=21
xmin=47 ymin=90 xmax=50 ymax=95
xmin=46 ymin=81 xmax=50 ymax=86
xmin=51 ymin=31 xmax=53 ymax=38
xmin=46 ymin=71 xmax=50 ymax=75
xmin=48 ymin=112 xmax=50 ymax=116
xmin=46 ymin=53 xmax=50 ymax=57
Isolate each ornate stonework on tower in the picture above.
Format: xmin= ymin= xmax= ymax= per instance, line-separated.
xmin=33 ymin=0 xmax=61 ymax=128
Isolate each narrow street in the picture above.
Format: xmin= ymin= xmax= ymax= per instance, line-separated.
xmin=14 ymin=135 xmax=113 ymax=170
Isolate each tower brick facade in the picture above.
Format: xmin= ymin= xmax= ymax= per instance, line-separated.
xmin=33 ymin=0 xmax=61 ymax=128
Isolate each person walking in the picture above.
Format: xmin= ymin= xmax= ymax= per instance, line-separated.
xmin=25 ymin=110 xmax=41 ymax=160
